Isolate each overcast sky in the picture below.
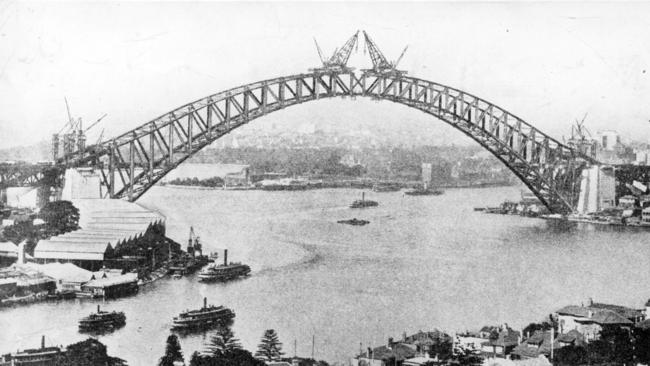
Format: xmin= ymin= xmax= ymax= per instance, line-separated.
xmin=1 ymin=1 xmax=650 ymax=150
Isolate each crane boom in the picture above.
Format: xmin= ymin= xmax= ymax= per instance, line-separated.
xmin=362 ymin=31 xmax=391 ymax=71
xmin=313 ymin=38 xmax=326 ymax=64
xmin=328 ymin=31 xmax=359 ymax=67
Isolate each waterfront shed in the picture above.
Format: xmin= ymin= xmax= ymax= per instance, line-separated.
xmin=80 ymin=273 xmax=138 ymax=298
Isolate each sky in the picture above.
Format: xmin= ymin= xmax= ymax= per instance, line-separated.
xmin=1 ymin=1 xmax=650 ymax=150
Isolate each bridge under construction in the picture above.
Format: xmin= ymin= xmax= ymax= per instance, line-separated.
xmin=1 ymin=31 xmax=642 ymax=215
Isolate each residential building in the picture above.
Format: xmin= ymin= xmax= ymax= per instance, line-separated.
xmin=512 ymin=330 xmax=584 ymax=359
xmin=480 ymin=326 xmax=520 ymax=358
xmin=402 ymin=330 xmax=452 ymax=356
xmin=555 ymin=300 xmax=642 ymax=340
xmin=0 ymin=241 xmax=18 ymax=266
xmin=351 ymin=338 xmax=417 ymax=366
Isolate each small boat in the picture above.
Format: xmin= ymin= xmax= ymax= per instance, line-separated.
xmin=404 ymin=183 xmax=443 ymax=196
xmin=198 ymin=249 xmax=251 ymax=282
xmin=78 ymin=305 xmax=126 ymax=333
xmin=350 ymin=192 xmax=378 ymax=209
xmin=337 ymin=218 xmax=370 ymax=226
xmin=171 ymin=297 xmax=235 ymax=332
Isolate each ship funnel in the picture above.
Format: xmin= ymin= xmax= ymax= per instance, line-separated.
xmin=203 ymin=297 xmax=207 ymax=309
xmin=224 ymin=249 xmax=228 ymax=266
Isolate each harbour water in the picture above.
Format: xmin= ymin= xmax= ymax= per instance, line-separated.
xmin=3 ymin=186 xmax=650 ymax=365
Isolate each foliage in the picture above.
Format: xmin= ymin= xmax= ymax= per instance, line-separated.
xmin=522 ymin=316 xmax=555 ymax=339
xmin=553 ymin=345 xmax=588 ymax=366
xmin=55 ymin=338 xmax=126 ymax=366
xmin=159 ymin=334 xmax=184 ymax=366
xmin=189 ymin=348 xmax=265 ymax=366
xmin=40 ymin=200 xmax=80 ymax=234
xmin=553 ymin=326 xmax=634 ymax=366
xmin=255 ymin=329 xmax=284 ymax=361
xmin=586 ymin=326 xmax=633 ymax=365
xmin=635 ymin=327 xmax=650 ymax=364
xmin=427 ymin=338 xmax=453 ymax=361
xmin=205 ymin=326 xmax=242 ymax=355
xmin=452 ymin=343 xmax=483 ymax=366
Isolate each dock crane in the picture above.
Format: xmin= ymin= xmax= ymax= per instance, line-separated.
xmin=311 ymin=31 xmax=359 ymax=73
xmin=361 ymin=31 xmax=408 ymax=76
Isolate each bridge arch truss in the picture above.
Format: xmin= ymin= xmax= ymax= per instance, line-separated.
xmin=63 ymin=71 xmax=594 ymax=213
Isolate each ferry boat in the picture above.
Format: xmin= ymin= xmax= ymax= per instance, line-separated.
xmin=350 ymin=192 xmax=378 ymax=209
xmin=198 ymin=249 xmax=251 ymax=282
xmin=171 ymin=297 xmax=235 ymax=331
xmin=78 ymin=305 xmax=126 ymax=332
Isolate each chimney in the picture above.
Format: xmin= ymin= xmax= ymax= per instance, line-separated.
xmin=387 ymin=337 xmax=393 ymax=349
xmin=367 ymin=347 xmax=372 ymax=359
xmin=589 ymin=297 xmax=594 ymax=306
xmin=41 ymin=335 xmax=45 ymax=349
xmin=97 ymin=304 xmax=100 ymax=313
xmin=203 ymin=297 xmax=207 ymax=309
xmin=224 ymin=249 xmax=228 ymax=266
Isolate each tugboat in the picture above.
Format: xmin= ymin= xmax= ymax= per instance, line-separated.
xmin=350 ymin=192 xmax=378 ymax=209
xmin=198 ymin=249 xmax=251 ymax=282
xmin=337 ymin=218 xmax=370 ymax=226
xmin=404 ymin=183 xmax=444 ymax=196
xmin=78 ymin=305 xmax=126 ymax=333
xmin=171 ymin=297 xmax=235 ymax=331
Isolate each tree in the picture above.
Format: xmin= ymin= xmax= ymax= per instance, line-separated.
xmin=635 ymin=326 xmax=650 ymax=364
xmin=40 ymin=200 xmax=79 ymax=234
xmin=586 ymin=326 xmax=634 ymax=365
xmin=554 ymin=345 xmax=588 ymax=366
xmin=191 ymin=349 xmax=265 ymax=366
xmin=159 ymin=334 xmax=184 ymax=366
xmin=55 ymin=338 xmax=126 ymax=366
xmin=255 ymin=329 xmax=284 ymax=361
xmin=206 ymin=326 xmax=242 ymax=355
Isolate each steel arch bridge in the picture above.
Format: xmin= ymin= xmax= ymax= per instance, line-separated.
xmin=59 ymin=71 xmax=596 ymax=214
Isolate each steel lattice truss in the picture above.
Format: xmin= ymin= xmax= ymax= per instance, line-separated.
xmin=60 ymin=71 xmax=596 ymax=213
xmin=0 ymin=163 xmax=49 ymax=188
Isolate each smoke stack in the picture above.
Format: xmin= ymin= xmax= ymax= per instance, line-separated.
xmin=203 ymin=297 xmax=207 ymax=309
xmin=224 ymin=249 xmax=228 ymax=266
xmin=97 ymin=305 xmax=100 ymax=313
xmin=41 ymin=335 xmax=45 ymax=349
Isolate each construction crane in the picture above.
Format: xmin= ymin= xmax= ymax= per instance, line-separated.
xmin=52 ymin=98 xmax=107 ymax=161
xmin=310 ymin=31 xmax=359 ymax=73
xmin=361 ymin=31 xmax=408 ymax=76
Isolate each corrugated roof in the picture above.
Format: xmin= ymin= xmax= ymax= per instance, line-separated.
xmin=84 ymin=273 xmax=137 ymax=288
xmin=0 ymin=241 xmax=18 ymax=253
xmin=34 ymin=241 xmax=110 ymax=261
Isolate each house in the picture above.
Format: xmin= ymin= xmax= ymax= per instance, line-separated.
xmin=351 ymin=338 xmax=418 ymax=366
xmin=511 ymin=330 xmax=585 ymax=359
xmin=480 ymin=326 xmax=520 ymax=358
xmin=402 ymin=330 xmax=452 ymax=356
xmin=618 ymin=195 xmax=637 ymax=208
xmin=556 ymin=301 xmax=640 ymax=341
xmin=0 ymin=241 xmax=18 ymax=266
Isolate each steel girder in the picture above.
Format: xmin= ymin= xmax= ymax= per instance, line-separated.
xmin=0 ymin=163 xmax=48 ymax=188
xmin=60 ymin=71 xmax=595 ymax=213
